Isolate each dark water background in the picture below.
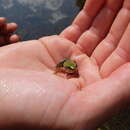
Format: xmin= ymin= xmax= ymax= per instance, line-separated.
xmin=0 ymin=0 xmax=130 ymax=129
xmin=0 ymin=0 xmax=80 ymax=40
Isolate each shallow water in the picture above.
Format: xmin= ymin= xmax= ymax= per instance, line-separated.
xmin=0 ymin=0 xmax=79 ymax=40
xmin=0 ymin=0 xmax=130 ymax=129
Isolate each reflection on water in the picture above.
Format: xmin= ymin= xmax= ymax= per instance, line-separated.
xmin=0 ymin=0 xmax=79 ymax=40
xmin=0 ymin=0 xmax=130 ymax=129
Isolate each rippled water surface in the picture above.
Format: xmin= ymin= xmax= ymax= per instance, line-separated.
xmin=0 ymin=0 xmax=79 ymax=40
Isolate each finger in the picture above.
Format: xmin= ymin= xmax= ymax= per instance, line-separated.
xmin=77 ymin=0 xmax=123 ymax=56
xmin=5 ymin=23 xmax=18 ymax=33
xmin=60 ymin=0 xmax=105 ymax=42
xmin=100 ymin=23 xmax=130 ymax=77
xmin=0 ymin=17 xmax=6 ymax=26
xmin=72 ymin=54 xmax=101 ymax=86
xmin=0 ymin=34 xmax=20 ymax=47
xmin=0 ymin=23 xmax=18 ymax=35
xmin=92 ymin=1 xmax=130 ymax=66
xmin=9 ymin=34 xmax=21 ymax=43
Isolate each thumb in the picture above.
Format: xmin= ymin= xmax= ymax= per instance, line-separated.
xmin=72 ymin=54 xmax=101 ymax=85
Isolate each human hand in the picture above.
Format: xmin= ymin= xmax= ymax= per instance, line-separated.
xmin=0 ymin=17 xmax=20 ymax=46
xmin=0 ymin=31 xmax=129 ymax=130
xmin=61 ymin=0 xmax=130 ymax=80
xmin=0 ymin=0 xmax=129 ymax=130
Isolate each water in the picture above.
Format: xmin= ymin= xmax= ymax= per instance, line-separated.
xmin=0 ymin=0 xmax=130 ymax=129
xmin=0 ymin=0 xmax=79 ymax=40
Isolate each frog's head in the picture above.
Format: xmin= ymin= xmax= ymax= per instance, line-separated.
xmin=55 ymin=58 xmax=79 ymax=77
xmin=63 ymin=59 xmax=77 ymax=70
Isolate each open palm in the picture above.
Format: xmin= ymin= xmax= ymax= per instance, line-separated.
xmin=0 ymin=0 xmax=129 ymax=129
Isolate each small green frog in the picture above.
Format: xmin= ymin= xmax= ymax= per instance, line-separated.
xmin=55 ymin=59 xmax=79 ymax=78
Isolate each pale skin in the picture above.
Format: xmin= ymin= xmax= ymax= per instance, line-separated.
xmin=0 ymin=0 xmax=129 ymax=129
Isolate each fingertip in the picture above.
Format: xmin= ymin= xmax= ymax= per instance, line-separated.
xmin=9 ymin=34 xmax=20 ymax=43
xmin=10 ymin=22 xmax=18 ymax=28
xmin=0 ymin=17 xmax=6 ymax=26
xmin=0 ymin=17 xmax=6 ymax=22
xmin=6 ymin=22 xmax=18 ymax=33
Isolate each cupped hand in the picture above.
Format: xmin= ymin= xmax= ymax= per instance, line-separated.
xmin=0 ymin=0 xmax=129 ymax=130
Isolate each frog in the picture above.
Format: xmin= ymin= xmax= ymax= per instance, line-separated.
xmin=55 ymin=58 xmax=79 ymax=78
